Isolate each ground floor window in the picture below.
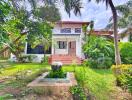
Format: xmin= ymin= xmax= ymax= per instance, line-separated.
xmin=27 ymin=44 xmax=51 ymax=54
xmin=57 ymin=41 xmax=67 ymax=49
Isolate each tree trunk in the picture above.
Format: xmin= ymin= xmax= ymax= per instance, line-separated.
xmin=109 ymin=0 xmax=121 ymax=65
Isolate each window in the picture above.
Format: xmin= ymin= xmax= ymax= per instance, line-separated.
xmin=57 ymin=41 xmax=67 ymax=49
xmin=75 ymin=28 xmax=81 ymax=33
xmin=61 ymin=28 xmax=71 ymax=33
xmin=27 ymin=44 xmax=51 ymax=54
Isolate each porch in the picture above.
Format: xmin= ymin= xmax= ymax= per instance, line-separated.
xmin=48 ymin=54 xmax=83 ymax=65
xmin=50 ymin=35 xmax=83 ymax=65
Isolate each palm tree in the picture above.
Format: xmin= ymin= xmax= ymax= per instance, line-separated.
xmin=106 ymin=0 xmax=132 ymax=29
xmin=62 ymin=0 xmax=121 ymax=65
xmin=106 ymin=0 xmax=132 ymax=42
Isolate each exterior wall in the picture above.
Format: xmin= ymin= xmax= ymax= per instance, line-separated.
xmin=52 ymin=23 xmax=84 ymax=58
xmin=53 ymin=24 xmax=82 ymax=35
xmin=15 ymin=22 xmax=85 ymax=62
xmin=120 ymin=34 xmax=129 ymax=42
xmin=52 ymin=35 xmax=82 ymax=58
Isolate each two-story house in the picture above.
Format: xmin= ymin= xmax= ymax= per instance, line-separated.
xmin=22 ymin=21 xmax=89 ymax=64
xmin=17 ymin=21 xmax=112 ymax=64
xmin=48 ymin=21 xmax=89 ymax=64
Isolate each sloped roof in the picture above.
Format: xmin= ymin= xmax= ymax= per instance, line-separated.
xmin=56 ymin=21 xmax=89 ymax=25
xmin=88 ymin=30 xmax=113 ymax=36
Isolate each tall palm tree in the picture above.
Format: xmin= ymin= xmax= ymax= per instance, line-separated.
xmin=106 ymin=0 xmax=132 ymax=29
xmin=106 ymin=0 xmax=132 ymax=42
xmin=62 ymin=0 xmax=121 ymax=65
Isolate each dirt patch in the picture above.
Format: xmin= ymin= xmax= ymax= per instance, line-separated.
xmin=21 ymin=93 xmax=73 ymax=100
xmin=111 ymin=87 xmax=132 ymax=100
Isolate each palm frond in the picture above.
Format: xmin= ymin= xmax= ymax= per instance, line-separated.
xmin=28 ymin=0 xmax=36 ymax=9
xmin=64 ymin=0 xmax=82 ymax=17
xmin=116 ymin=5 xmax=130 ymax=17
xmin=127 ymin=0 xmax=132 ymax=7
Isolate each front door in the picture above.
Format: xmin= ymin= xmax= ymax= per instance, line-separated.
xmin=68 ymin=41 xmax=76 ymax=55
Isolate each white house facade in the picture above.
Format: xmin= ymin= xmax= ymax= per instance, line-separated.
xmin=23 ymin=21 xmax=89 ymax=64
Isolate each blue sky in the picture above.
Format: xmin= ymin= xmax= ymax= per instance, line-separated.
xmin=57 ymin=0 xmax=128 ymax=29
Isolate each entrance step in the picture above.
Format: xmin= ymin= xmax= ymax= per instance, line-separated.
xmin=48 ymin=55 xmax=83 ymax=65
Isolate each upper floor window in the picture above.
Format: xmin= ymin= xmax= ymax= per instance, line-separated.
xmin=61 ymin=28 xmax=71 ymax=33
xmin=75 ymin=28 xmax=81 ymax=33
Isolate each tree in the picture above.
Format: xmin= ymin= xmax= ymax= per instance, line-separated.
xmin=0 ymin=0 xmax=61 ymax=60
xmin=106 ymin=0 xmax=132 ymax=42
xmin=83 ymin=35 xmax=114 ymax=68
xmin=106 ymin=0 xmax=132 ymax=29
xmin=62 ymin=0 xmax=121 ymax=65
xmin=34 ymin=5 xmax=61 ymax=22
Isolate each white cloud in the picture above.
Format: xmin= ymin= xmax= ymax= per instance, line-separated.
xmin=57 ymin=0 xmax=129 ymax=29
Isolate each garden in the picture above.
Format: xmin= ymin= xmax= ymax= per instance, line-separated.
xmin=0 ymin=63 xmax=127 ymax=100
xmin=0 ymin=0 xmax=132 ymax=100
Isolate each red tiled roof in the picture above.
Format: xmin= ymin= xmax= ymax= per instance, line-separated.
xmin=88 ymin=30 xmax=113 ymax=36
xmin=56 ymin=21 xmax=89 ymax=25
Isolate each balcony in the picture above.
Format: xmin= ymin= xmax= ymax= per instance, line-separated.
xmin=53 ymin=28 xmax=82 ymax=35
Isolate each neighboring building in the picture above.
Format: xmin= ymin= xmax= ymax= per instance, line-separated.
xmin=118 ymin=27 xmax=132 ymax=42
xmin=89 ymin=30 xmax=113 ymax=39
xmin=23 ymin=21 xmax=113 ymax=64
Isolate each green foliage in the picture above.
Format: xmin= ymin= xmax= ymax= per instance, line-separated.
xmin=47 ymin=68 xmax=66 ymax=78
xmin=111 ymin=64 xmax=132 ymax=93
xmin=120 ymin=42 xmax=132 ymax=64
xmin=27 ymin=21 xmax=52 ymax=47
xmin=106 ymin=0 xmax=132 ymax=29
xmin=0 ymin=0 xmax=10 ymax=23
xmin=70 ymin=85 xmax=86 ymax=100
xmin=83 ymin=35 xmax=114 ymax=68
xmin=0 ymin=94 xmax=13 ymax=100
xmin=75 ymin=67 xmax=115 ymax=100
xmin=34 ymin=5 xmax=61 ymax=22
xmin=0 ymin=63 xmax=116 ymax=99
xmin=41 ymin=56 xmax=49 ymax=64
xmin=18 ymin=55 xmax=37 ymax=63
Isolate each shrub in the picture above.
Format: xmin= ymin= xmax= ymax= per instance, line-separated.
xmin=41 ymin=56 xmax=49 ymax=64
xmin=83 ymin=36 xmax=114 ymax=69
xmin=47 ymin=68 xmax=65 ymax=78
xmin=70 ymin=85 xmax=86 ymax=100
xmin=111 ymin=64 xmax=132 ymax=93
xmin=120 ymin=42 xmax=132 ymax=64
xmin=19 ymin=55 xmax=37 ymax=63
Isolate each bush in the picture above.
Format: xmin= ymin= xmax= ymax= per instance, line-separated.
xmin=70 ymin=85 xmax=86 ymax=100
xmin=47 ymin=67 xmax=65 ymax=78
xmin=83 ymin=36 xmax=114 ymax=69
xmin=41 ymin=56 xmax=49 ymax=64
xmin=120 ymin=42 xmax=132 ymax=64
xmin=19 ymin=55 xmax=37 ymax=63
xmin=111 ymin=64 xmax=132 ymax=93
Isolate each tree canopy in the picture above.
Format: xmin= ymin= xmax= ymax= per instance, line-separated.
xmin=0 ymin=0 xmax=61 ymax=60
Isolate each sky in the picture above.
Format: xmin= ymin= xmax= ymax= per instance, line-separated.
xmin=57 ymin=0 xmax=128 ymax=29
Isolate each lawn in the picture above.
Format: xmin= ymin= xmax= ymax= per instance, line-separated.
xmin=0 ymin=63 xmax=117 ymax=100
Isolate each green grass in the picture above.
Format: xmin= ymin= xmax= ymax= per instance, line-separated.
xmin=0 ymin=63 xmax=116 ymax=100
xmin=0 ymin=63 xmax=49 ymax=78
xmin=63 ymin=66 xmax=116 ymax=100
